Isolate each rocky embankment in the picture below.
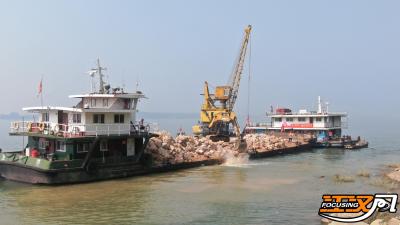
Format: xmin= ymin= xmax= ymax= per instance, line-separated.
xmin=322 ymin=166 xmax=400 ymax=225
xmin=387 ymin=167 xmax=400 ymax=183
xmin=322 ymin=216 xmax=400 ymax=225
xmin=145 ymin=132 xmax=312 ymax=166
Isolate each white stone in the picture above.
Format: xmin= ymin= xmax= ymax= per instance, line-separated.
xmin=371 ymin=219 xmax=387 ymax=225
xmin=388 ymin=218 xmax=400 ymax=225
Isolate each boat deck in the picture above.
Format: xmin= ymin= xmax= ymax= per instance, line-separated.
xmin=10 ymin=121 xmax=152 ymax=139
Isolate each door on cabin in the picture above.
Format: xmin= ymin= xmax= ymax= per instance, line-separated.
xmin=127 ymin=138 xmax=135 ymax=157
xmin=58 ymin=111 xmax=69 ymax=131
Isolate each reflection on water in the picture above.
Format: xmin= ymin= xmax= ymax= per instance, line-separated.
xmin=321 ymin=148 xmax=346 ymax=161
xmin=0 ymin=119 xmax=399 ymax=224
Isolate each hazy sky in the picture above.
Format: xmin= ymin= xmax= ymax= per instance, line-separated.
xmin=0 ymin=0 xmax=399 ymax=126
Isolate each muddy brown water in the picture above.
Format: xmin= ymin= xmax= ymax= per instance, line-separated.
xmin=0 ymin=119 xmax=399 ymax=225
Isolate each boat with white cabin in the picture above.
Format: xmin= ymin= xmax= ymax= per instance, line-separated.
xmin=0 ymin=59 xmax=157 ymax=184
xmin=245 ymin=96 xmax=366 ymax=148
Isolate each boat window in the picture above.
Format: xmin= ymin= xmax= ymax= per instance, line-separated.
xmin=286 ymin=118 xmax=293 ymax=122
xmin=93 ymin=114 xmax=105 ymax=124
xmin=316 ymin=117 xmax=322 ymax=122
xmin=42 ymin=112 xmax=49 ymax=122
xmin=275 ymin=118 xmax=282 ymax=122
xmin=224 ymin=88 xmax=229 ymax=96
xmin=91 ymin=98 xmax=97 ymax=107
xmin=298 ymin=117 xmax=306 ymax=122
xmin=114 ymin=114 xmax=125 ymax=123
xmin=73 ymin=113 xmax=81 ymax=123
xmin=39 ymin=139 xmax=49 ymax=150
xmin=103 ymin=99 xmax=108 ymax=107
xmin=124 ymin=99 xmax=131 ymax=109
xmin=77 ymin=143 xmax=89 ymax=153
xmin=100 ymin=140 xmax=108 ymax=151
xmin=56 ymin=141 xmax=66 ymax=152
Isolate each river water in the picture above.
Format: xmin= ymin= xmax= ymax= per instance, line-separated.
xmin=0 ymin=119 xmax=399 ymax=225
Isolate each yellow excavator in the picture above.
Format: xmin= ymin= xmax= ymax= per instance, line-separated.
xmin=192 ymin=25 xmax=252 ymax=146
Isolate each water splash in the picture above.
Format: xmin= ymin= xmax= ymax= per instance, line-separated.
xmin=223 ymin=152 xmax=250 ymax=167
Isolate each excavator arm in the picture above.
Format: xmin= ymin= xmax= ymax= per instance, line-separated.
xmin=193 ymin=25 xmax=252 ymax=151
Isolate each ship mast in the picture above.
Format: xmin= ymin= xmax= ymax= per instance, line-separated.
xmin=88 ymin=58 xmax=107 ymax=93
xmin=95 ymin=58 xmax=107 ymax=94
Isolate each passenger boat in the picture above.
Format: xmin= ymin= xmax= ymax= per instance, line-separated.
xmin=0 ymin=59 xmax=157 ymax=184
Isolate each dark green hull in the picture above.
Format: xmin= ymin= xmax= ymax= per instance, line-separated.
xmin=0 ymin=158 xmax=222 ymax=184
xmin=248 ymin=143 xmax=312 ymax=159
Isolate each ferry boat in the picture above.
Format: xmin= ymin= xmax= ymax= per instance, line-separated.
xmin=245 ymin=97 xmax=359 ymax=148
xmin=0 ymin=59 xmax=157 ymax=184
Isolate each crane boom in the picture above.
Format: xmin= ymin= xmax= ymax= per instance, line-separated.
xmin=227 ymin=25 xmax=252 ymax=111
xmin=192 ymin=25 xmax=252 ymax=151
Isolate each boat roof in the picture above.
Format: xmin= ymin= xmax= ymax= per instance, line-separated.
xmin=22 ymin=106 xmax=136 ymax=113
xmin=23 ymin=107 xmax=83 ymax=113
xmin=69 ymin=92 xmax=146 ymax=99
xmin=269 ymin=112 xmax=347 ymax=117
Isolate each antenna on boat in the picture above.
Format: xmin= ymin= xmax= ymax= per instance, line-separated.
xmin=317 ymin=96 xmax=322 ymax=114
xmin=325 ymin=101 xmax=329 ymax=113
xmin=88 ymin=58 xmax=107 ymax=93
xmin=97 ymin=58 xmax=107 ymax=94
xmin=135 ymin=77 xmax=140 ymax=92
xmin=121 ymin=72 xmax=126 ymax=91
xmin=87 ymin=69 xmax=96 ymax=93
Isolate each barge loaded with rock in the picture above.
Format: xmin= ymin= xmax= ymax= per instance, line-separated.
xmin=0 ymin=58 xmax=312 ymax=184
xmin=245 ymin=96 xmax=368 ymax=149
xmin=0 ymin=26 xmax=316 ymax=185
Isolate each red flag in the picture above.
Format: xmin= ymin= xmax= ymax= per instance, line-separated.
xmin=37 ymin=79 xmax=42 ymax=97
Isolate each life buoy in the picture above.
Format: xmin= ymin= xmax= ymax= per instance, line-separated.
xmin=27 ymin=122 xmax=32 ymax=132
xmin=38 ymin=123 xmax=45 ymax=132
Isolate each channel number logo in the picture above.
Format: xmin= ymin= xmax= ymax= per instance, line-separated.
xmin=318 ymin=194 xmax=398 ymax=223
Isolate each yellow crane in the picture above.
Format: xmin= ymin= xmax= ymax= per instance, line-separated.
xmin=192 ymin=25 xmax=252 ymax=144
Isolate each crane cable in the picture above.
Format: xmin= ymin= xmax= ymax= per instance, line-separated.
xmin=246 ymin=35 xmax=252 ymax=127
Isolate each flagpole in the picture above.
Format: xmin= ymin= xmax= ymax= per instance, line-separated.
xmin=40 ymin=76 xmax=43 ymax=108
xmin=41 ymin=89 xmax=43 ymax=108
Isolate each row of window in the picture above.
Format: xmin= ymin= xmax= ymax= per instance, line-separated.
xmin=42 ymin=113 xmax=125 ymax=124
xmin=274 ymin=117 xmax=327 ymax=122
xmin=76 ymin=140 xmax=108 ymax=153
xmin=38 ymin=139 xmax=66 ymax=152
xmin=39 ymin=140 xmax=109 ymax=153
xmin=89 ymin=98 xmax=132 ymax=109
xmin=93 ymin=114 xmax=125 ymax=124
xmin=91 ymin=98 xmax=109 ymax=107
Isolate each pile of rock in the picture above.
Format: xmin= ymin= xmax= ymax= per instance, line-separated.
xmin=145 ymin=132 xmax=311 ymax=166
xmin=244 ymin=133 xmax=310 ymax=152
xmin=145 ymin=132 xmax=239 ymax=166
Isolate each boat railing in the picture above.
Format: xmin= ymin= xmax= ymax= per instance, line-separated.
xmin=10 ymin=121 xmax=152 ymax=137
xmin=10 ymin=121 xmax=69 ymax=135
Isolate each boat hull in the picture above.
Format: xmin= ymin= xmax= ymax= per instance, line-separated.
xmin=0 ymin=159 xmax=222 ymax=185
xmin=248 ymin=143 xmax=312 ymax=159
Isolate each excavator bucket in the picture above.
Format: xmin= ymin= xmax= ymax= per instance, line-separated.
xmin=210 ymin=135 xmax=230 ymax=142
xmin=236 ymin=138 xmax=247 ymax=153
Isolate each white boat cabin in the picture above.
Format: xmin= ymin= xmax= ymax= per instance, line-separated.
xmin=246 ymin=97 xmax=347 ymax=139
xmin=10 ymin=59 xmax=149 ymax=138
